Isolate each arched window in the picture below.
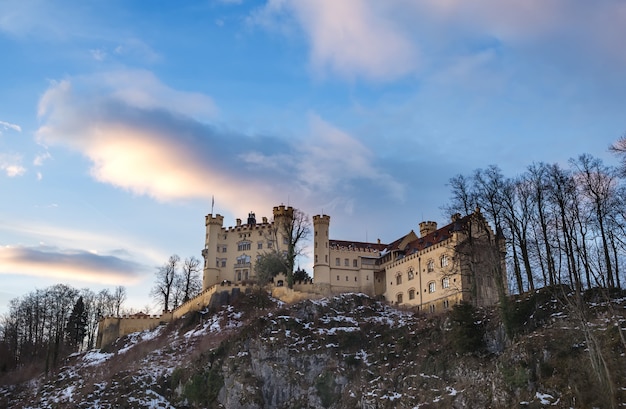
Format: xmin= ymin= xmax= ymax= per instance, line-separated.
xmin=440 ymin=254 xmax=449 ymax=267
xmin=428 ymin=281 xmax=436 ymax=293
xmin=237 ymin=241 xmax=251 ymax=251
xmin=396 ymin=273 xmax=402 ymax=285
xmin=408 ymin=288 xmax=415 ymax=300
xmin=407 ymin=268 xmax=414 ymax=280
xmin=427 ymin=260 xmax=434 ymax=272
xmin=396 ymin=293 xmax=403 ymax=304
xmin=442 ymin=277 xmax=450 ymax=289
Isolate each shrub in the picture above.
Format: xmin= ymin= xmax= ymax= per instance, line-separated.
xmin=315 ymin=371 xmax=339 ymax=408
xmin=449 ymin=302 xmax=484 ymax=354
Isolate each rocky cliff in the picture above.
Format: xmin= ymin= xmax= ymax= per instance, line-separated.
xmin=1 ymin=289 xmax=624 ymax=408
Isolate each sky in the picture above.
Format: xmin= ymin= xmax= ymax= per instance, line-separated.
xmin=1 ymin=0 xmax=625 ymax=315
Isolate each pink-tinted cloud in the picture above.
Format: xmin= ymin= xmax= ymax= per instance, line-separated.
xmin=0 ymin=245 xmax=145 ymax=285
xmin=35 ymin=70 xmax=405 ymax=218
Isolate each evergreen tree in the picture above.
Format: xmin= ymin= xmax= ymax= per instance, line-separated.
xmin=66 ymin=296 xmax=87 ymax=351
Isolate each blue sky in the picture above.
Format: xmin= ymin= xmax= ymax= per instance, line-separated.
xmin=1 ymin=0 xmax=625 ymax=314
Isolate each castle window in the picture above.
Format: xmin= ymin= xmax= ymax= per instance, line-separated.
xmin=237 ymin=270 xmax=241 ymax=280
xmin=354 ymin=277 xmax=357 ymax=282
xmin=408 ymin=289 xmax=415 ymax=300
xmin=244 ymin=270 xmax=249 ymax=280
xmin=353 ymin=259 xmax=358 ymax=267
xmin=428 ymin=281 xmax=436 ymax=293
xmin=217 ymin=245 xmax=220 ymax=253
xmin=315 ymin=255 xmax=318 ymax=263
xmin=336 ymin=258 xmax=340 ymax=266
xmin=337 ymin=275 xmax=340 ymax=281
xmin=236 ymin=255 xmax=251 ymax=265
xmin=221 ymin=259 xmax=227 ymax=268
xmin=396 ymin=293 xmax=403 ymax=304
xmin=267 ymin=241 xmax=273 ymax=249
xmin=396 ymin=273 xmax=402 ymax=285
xmin=440 ymin=255 xmax=449 ymax=267
xmin=215 ymin=258 xmax=219 ymax=268
xmin=429 ymin=304 xmax=435 ymax=313
xmin=407 ymin=268 xmax=414 ymax=280
xmin=345 ymin=276 xmax=348 ymax=281
xmin=442 ymin=277 xmax=450 ymax=289
xmin=443 ymin=299 xmax=450 ymax=309
xmin=237 ymin=241 xmax=251 ymax=251
xmin=427 ymin=260 xmax=434 ymax=272
xmin=344 ymin=258 xmax=349 ymax=267
xmin=325 ymin=255 xmax=328 ymax=262
xmin=258 ymin=242 xmax=263 ymax=249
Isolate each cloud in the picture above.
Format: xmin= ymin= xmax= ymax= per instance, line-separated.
xmin=0 ymin=245 xmax=146 ymax=284
xmin=33 ymin=151 xmax=51 ymax=166
xmin=251 ymin=0 xmax=419 ymax=81
xmin=295 ymin=114 xmax=404 ymax=200
xmin=0 ymin=120 xmax=22 ymax=134
xmin=251 ymin=0 xmax=626 ymax=83
xmin=0 ymin=153 xmax=26 ymax=177
xmin=35 ymin=70 xmax=404 ymax=217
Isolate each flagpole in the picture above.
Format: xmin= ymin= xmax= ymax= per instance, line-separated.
xmin=211 ymin=195 xmax=214 ymax=215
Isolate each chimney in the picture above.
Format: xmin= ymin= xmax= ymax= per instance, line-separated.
xmin=262 ymin=216 xmax=268 ymax=224
xmin=451 ymin=213 xmax=461 ymax=222
xmin=247 ymin=212 xmax=256 ymax=225
xmin=236 ymin=218 xmax=242 ymax=227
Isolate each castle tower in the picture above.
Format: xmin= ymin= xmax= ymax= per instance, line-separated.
xmin=313 ymin=214 xmax=331 ymax=286
xmin=419 ymin=221 xmax=438 ymax=238
xmin=202 ymin=213 xmax=224 ymax=290
xmin=273 ymin=205 xmax=294 ymax=251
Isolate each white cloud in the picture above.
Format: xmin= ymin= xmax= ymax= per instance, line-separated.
xmin=252 ymin=0 xmax=626 ymax=82
xmin=90 ymin=48 xmax=107 ymax=61
xmin=0 ymin=153 xmax=26 ymax=177
xmin=296 ymin=114 xmax=405 ymax=200
xmin=35 ymin=70 xmax=405 ymax=218
xmin=252 ymin=0 xmax=419 ymax=81
xmin=33 ymin=151 xmax=51 ymax=166
xmin=0 ymin=120 xmax=21 ymax=134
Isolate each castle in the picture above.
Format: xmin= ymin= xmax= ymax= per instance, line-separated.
xmin=201 ymin=204 xmax=504 ymax=310
xmin=97 ymin=205 xmax=505 ymax=348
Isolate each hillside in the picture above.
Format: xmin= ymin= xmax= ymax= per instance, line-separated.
xmin=1 ymin=289 xmax=625 ymax=408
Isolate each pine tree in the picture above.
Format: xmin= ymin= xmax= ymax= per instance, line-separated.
xmin=66 ymin=296 xmax=87 ymax=351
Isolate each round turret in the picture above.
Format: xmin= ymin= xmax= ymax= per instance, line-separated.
xmin=313 ymin=214 xmax=331 ymax=285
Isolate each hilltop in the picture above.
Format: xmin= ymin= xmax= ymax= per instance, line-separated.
xmin=1 ymin=289 xmax=625 ymax=408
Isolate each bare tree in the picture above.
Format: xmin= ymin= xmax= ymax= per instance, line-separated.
xmin=280 ymin=208 xmax=311 ymax=288
xmin=262 ymin=208 xmax=311 ymax=288
xmin=150 ymin=254 xmax=180 ymax=312
xmin=180 ymin=256 xmax=202 ymax=302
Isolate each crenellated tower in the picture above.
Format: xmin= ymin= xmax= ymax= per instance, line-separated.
xmin=312 ymin=214 xmax=331 ymax=286
xmin=272 ymin=205 xmax=294 ymax=251
xmin=202 ymin=213 xmax=225 ymax=290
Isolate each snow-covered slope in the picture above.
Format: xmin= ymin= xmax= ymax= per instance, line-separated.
xmin=1 ymin=290 xmax=624 ymax=408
